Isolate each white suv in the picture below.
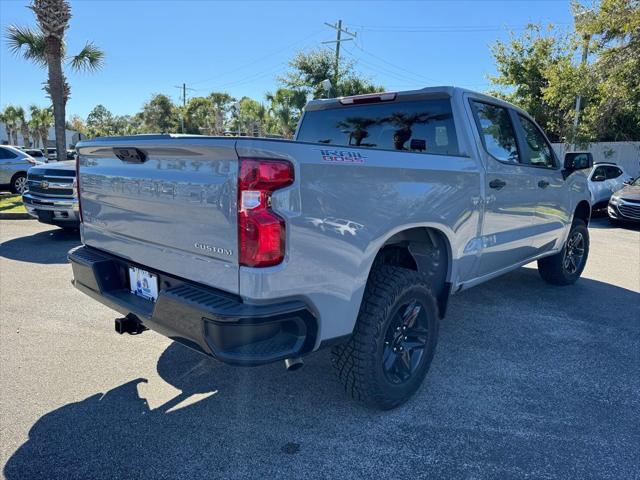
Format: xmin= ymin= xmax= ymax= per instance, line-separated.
xmin=588 ymin=162 xmax=632 ymax=209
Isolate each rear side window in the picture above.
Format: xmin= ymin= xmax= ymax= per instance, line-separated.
xmin=471 ymin=101 xmax=520 ymax=164
xmin=605 ymin=166 xmax=623 ymax=179
xmin=297 ymin=98 xmax=459 ymax=156
xmin=0 ymin=147 xmax=18 ymax=160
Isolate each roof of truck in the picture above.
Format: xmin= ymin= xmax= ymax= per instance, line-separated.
xmin=303 ymin=86 xmax=521 ymax=113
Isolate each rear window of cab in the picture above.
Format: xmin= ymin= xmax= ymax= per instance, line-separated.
xmin=297 ymin=98 xmax=459 ymax=156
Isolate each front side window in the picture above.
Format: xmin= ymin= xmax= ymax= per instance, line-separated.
xmin=518 ymin=115 xmax=555 ymax=168
xmin=297 ymin=98 xmax=459 ymax=156
xmin=591 ymin=166 xmax=606 ymax=182
xmin=471 ymin=101 xmax=520 ymax=164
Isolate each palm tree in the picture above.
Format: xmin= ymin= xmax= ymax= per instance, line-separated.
xmin=28 ymin=105 xmax=53 ymax=148
xmin=266 ymin=89 xmax=307 ymax=138
xmin=15 ymin=107 xmax=31 ymax=147
xmin=1 ymin=106 xmax=20 ymax=145
xmin=6 ymin=0 xmax=104 ymax=161
xmin=28 ymin=105 xmax=42 ymax=147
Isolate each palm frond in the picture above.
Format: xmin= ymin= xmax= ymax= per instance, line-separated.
xmin=5 ymin=25 xmax=47 ymax=67
xmin=69 ymin=42 xmax=104 ymax=72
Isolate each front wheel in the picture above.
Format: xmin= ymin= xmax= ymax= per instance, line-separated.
xmin=10 ymin=173 xmax=27 ymax=194
xmin=331 ymin=265 xmax=439 ymax=410
xmin=538 ymin=220 xmax=589 ymax=285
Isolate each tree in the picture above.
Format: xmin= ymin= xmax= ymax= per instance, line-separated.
xmin=184 ymin=97 xmax=217 ymax=135
xmin=577 ymin=0 xmax=640 ymax=141
xmin=15 ymin=107 xmax=31 ymax=147
xmin=28 ymin=105 xmax=53 ymax=148
xmin=67 ymin=114 xmax=86 ymax=136
xmin=265 ymin=88 xmax=307 ymax=137
xmin=490 ymin=2 xmax=640 ymax=143
xmin=282 ymin=49 xmax=383 ymax=99
xmin=6 ymin=0 xmax=104 ymax=161
xmin=86 ymin=104 xmax=114 ymax=138
xmin=228 ymin=97 xmax=268 ymax=136
xmin=489 ymin=24 xmax=575 ymax=142
xmin=0 ymin=106 xmax=20 ymax=145
xmin=139 ymin=94 xmax=179 ymax=133
xmin=208 ymin=92 xmax=235 ymax=133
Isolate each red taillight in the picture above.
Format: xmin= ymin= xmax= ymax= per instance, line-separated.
xmin=238 ymin=158 xmax=293 ymax=267
xmin=75 ymin=154 xmax=83 ymax=223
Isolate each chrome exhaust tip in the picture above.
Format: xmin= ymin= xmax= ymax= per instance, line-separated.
xmin=284 ymin=357 xmax=304 ymax=371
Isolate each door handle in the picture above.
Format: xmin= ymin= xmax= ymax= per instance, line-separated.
xmin=538 ymin=180 xmax=550 ymax=189
xmin=489 ymin=179 xmax=507 ymax=190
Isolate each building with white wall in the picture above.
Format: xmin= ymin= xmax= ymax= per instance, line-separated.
xmin=552 ymin=142 xmax=640 ymax=178
xmin=0 ymin=123 xmax=81 ymax=148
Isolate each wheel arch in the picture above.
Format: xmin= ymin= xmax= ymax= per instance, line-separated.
xmin=369 ymin=225 xmax=453 ymax=318
xmin=573 ymin=200 xmax=591 ymax=226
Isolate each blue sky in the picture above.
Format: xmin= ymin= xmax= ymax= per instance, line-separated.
xmin=0 ymin=0 xmax=575 ymax=118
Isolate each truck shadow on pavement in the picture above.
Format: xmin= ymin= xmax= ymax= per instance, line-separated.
xmin=0 ymin=227 xmax=80 ymax=264
xmin=4 ymin=268 xmax=639 ymax=480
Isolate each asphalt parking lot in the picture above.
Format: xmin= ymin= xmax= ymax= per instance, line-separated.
xmin=1 ymin=218 xmax=638 ymax=480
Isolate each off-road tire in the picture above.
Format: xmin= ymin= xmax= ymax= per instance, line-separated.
xmin=331 ymin=265 xmax=439 ymax=410
xmin=538 ymin=219 xmax=589 ymax=286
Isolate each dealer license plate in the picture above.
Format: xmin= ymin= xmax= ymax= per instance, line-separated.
xmin=129 ymin=266 xmax=158 ymax=302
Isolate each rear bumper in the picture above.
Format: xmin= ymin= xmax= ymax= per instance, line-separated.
xmin=23 ymin=192 xmax=80 ymax=226
xmin=68 ymin=246 xmax=317 ymax=365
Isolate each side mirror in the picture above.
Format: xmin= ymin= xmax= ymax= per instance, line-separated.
xmin=564 ymin=152 xmax=593 ymax=171
xmin=562 ymin=152 xmax=593 ymax=179
xmin=624 ymin=178 xmax=634 ymax=185
xmin=593 ymin=174 xmax=605 ymax=182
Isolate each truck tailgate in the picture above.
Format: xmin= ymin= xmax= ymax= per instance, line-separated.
xmin=77 ymin=136 xmax=239 ymax=295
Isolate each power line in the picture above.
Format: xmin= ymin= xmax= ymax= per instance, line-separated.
xmin=189 ymin=29 xmax=324 ymax=87
xmin=350 ymin=42 xmax=442 ymax=84
xmin=351 ymin=22 xmax=569 ymax=33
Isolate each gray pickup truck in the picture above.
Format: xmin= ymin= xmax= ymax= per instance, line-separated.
xmin=69 ymin=87 xmax=592 ymax=409
xmin=22 ymin=160 xmax=80 ymax=229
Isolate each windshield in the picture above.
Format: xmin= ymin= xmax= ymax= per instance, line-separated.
xmin=633 ymin=177 xmax=640 ymax=186
xmin=297 ymin=98 xmax=459 ymax=156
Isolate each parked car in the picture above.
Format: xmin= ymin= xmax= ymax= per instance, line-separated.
xmin=22 ymin=160 xmax=79 ymax=229
xmin=608 ymin=176 xmax=640 ymax=224
xmin=0 ymin=145 xmax=38 ymax=194
xmin=68 ymin=87 xmax=593 ymax=409
xmin=22 ymin=148 xmax=48 ymax=164
xmin=587 ymin=161 xmax=632 ymax=209
xmin=45 ymin=148 xmax=57 ymax=161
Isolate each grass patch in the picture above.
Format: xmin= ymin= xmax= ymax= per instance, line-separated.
xmin=0 ymin=194 xmax=26 ymax=213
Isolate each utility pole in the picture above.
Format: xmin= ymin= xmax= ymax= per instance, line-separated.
xmin=322 ymin=20 xmax=357 ymax=93
xmin=571 ymin=7 xmax=595 ymax=150
xmin=174 ymin=83 xmax=195 ymax=133
xmin=571 ymin=34 xmax=591 ymax=150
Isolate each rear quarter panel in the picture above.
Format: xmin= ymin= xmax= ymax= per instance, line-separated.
xmin=236 ymin=140 xmax=482 ymax=344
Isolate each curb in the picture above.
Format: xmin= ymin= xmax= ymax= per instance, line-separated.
xmin=0 ymin=212 xmax=33 ymax=220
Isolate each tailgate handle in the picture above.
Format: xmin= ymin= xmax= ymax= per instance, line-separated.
xmin=114 ymin=147 xmax=147 ymax=164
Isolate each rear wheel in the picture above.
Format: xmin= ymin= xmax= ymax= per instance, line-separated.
xmin=331 ymin=265 xmax=439 ymax=410
xmin=10 ymin=173 xmax=27 ymax=194
xmin=538 ymin=220 xmax=589 ymax=285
